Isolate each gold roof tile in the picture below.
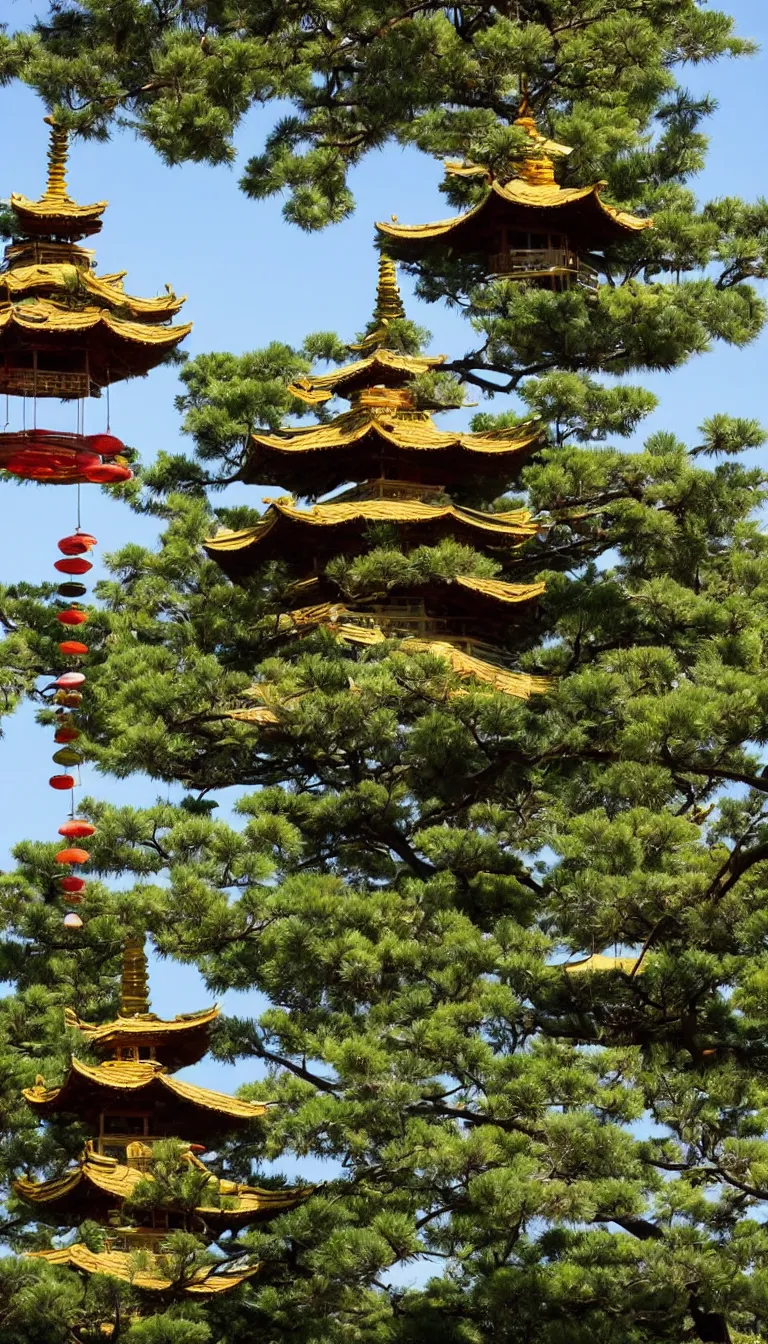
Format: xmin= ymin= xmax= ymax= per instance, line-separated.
xmin=288 ymin=348 xmax=446 ymax=406
xmin=0 ymin=266 xmax=185 ymax=321
xmin=564 ymin=953 xmax=647 ymax=975
xmin=250 ymin=406 xmax=539 ymax=458
xmin=64 ymin=1005 xmax=219 ymax=1042
xmin=23 ymin=1057 xmax=269 ymax=1122
xmin=377 ymin=178 xmax=651 ymax=247
xmin=333 ymin=627 xmax=551 ymax=698
xmin=30 ymin=1244 xmax=259 ymax=1294
xmin=16 ymin=1147 xmax=305 ymax=1223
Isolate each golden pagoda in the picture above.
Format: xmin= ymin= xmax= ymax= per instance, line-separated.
xmin=377 ymin=108 xmax=652 ymax=289
xmin=0 ymin=118 xmax=191 ymax=398
xmin=205 ymin=258 xmax=551 ymax=703
xmin=16 ymin=939 xmax=304 ymax=1295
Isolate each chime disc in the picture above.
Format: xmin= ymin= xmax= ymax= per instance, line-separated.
xmin=58 ymin=533 xmax=98 ymax=556
xmin=58 ymin=819 xmax=96 ymax=839
xmin=55 ymin=672 xmax=86 ymax=688
xmin=59 ymin=874 xmax=86 ymax=893
xmin=49 ymin=774 xmax=75 ymax=790
xmin=52 ymin=747 xmax=83 ymax=767
xmin=54 ymin=726 xmax=80 ymax=743
xmin=57 ymin=583 xmax=87 ymax=599
xmin=63 ymin=912 xmax=83 ymax=928
xmin=58 ymin=641 xmax=89 ymax=656
xmin=55 ymin=847 xmax=90 ymax=865
xmin=54 ymin=557 xmax=93 ymax=575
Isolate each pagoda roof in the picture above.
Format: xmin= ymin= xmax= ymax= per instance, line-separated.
xmin=377 ymin=176 xmax=651 ymax=255
xmin=285 ymin=620 xmax=550 ymax=699
xmin=16 ymin=1145 xmax=304 ymax=1231
xmin=30 ymin=1244 xmax=259 ymax=1295
xmin=278 ymin=575 xmax=545 ymax=635
xmin=0 ymin=300 xmax=191 ymax=388
xmin=24 ymin=1058 xmax=268 ymax=1135
xmin=244 ymin=407 xmax=540 ymax=495
xmin=11 ymin=119 xmax=106 ymax=241
xmin=64 ymin=1005 xmax=219 ymax=1071
xmin=0 ymin=265 xmax=185 ymax=321
xmin=205 ymin=500 xmax=538 ymax=583
xmin=564 ymin=953 xmax=647 ymax=976
xmin=288 ymin=348 xmax=447 ymax=406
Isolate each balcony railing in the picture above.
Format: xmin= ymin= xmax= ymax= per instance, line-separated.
xmin=488 ymin=248 xmax=598 ymax=291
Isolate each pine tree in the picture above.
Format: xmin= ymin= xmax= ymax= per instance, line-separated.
xmin=0 ymin=4 xmax=768 ymax=1343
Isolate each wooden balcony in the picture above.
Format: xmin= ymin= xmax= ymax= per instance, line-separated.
xmin=488 ymin=248 xmax=598 ymax=291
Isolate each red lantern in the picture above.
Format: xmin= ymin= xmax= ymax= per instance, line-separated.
xmin=55 ymin=726 xmax=80 ymax=743
xmin=50 ymin=774 xmax=75 ymax=790
xmin=63 ymin=892 xmax=83 ymax=905
xmin=59 ymin=641 xmax=89 ymax=656
xmin=54 ymin=557 xmax=93 ymax=575
xmin=58 ymin=533 xmax=98 ymax=556
xmin=86 ymin=462 xmax=133 ymax=484
xmin=59 ymin=874 xmax=86 ymax=893
xmin=55 ymin=847 xmax=90 ymax=865
xmin=57 ymin=609 xmax=88 ymax=626
xmin=55 ymin=672 xmax=86 ymax=689
xmin=85 ymin=433 xmax=124 ymax=458
xmin=58 ymin=819 xmax=96 ymax=839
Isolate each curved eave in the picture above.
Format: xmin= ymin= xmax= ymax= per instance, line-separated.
xmin=23 ymin=1059 xmax=268 ymax=1124
xmin=292 ymin=349 xmax=447 ymax=398
xmin=0 ymin=266 xmax=186 ymax=321
xmin=205 ymin=502 xmax=538 ymax=582
xmin=29 ymin=1245 xmax=259 ymax=1295
xmin=245 ymin=417 xmax=541 ymax=490
xmin=64 ymin=1005 xmax=219 ymax=1044
xmin=11 ymin=193 xmax=107 ymax=240
xmin=16 ymin=1159 xmax=306 ymax=1225
xmin=377 ymin=179 xmax=652 ymax=251
xmin=0 ymin=302 xmax=192 ymax=346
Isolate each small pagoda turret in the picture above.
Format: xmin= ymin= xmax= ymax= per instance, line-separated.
xmin=0 ymin=118 xmax=191 ymax=399
xmin=205 ymin=258 xmax=550 ymax=703
xmin=376 ymin=105 xmax=652 ymax=290
xmin=16 ymin=939 xmax=305 ymax=1295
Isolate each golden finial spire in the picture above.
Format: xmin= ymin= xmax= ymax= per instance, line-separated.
xmin=42 ymin=116 xmax=71 ymax=203
xmin=120 ymin=936 xmax=150 ymax=1016
xmin=372 ymin=255 xmax=405 ymax=327
xmin=348 ymin=256 xmax=406 ymax=352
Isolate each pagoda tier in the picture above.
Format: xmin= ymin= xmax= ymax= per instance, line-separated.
xmin=17 ymin=1142 xmax=301 ymax=1233
xmin=276 ymin=573 xmax=546 ymax=647
xmin=205 ymin=256 xmax=549 ymax=707
xmin=0 ymin=119 xmax=190 ymax=397
xmin=19 ymin=940 xmax=304 ymax=1296
xmin=63 ymin=1005 xmax=219 ymax=1072
xmin=30 ymin=1245 xmax=259 ymax=1296
xmin=377 ymin=112 xmax=651 ymax=289
xmin=205 ymin=497 xmax=538 ymax=583
xmin=243 ymin=256 xmax=541 ymax=496
xmin=23 ymin=1056 xmax=268 ymax=1146
xmin=245 ymin=405 xmax=540 ymax=497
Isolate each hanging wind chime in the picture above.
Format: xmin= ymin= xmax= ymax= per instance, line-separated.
xmin=0 ymin=117 xmax=191 ymax=928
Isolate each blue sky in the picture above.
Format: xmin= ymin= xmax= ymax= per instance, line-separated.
xmin=0 ymin=2 xmax=766 ymax=1157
